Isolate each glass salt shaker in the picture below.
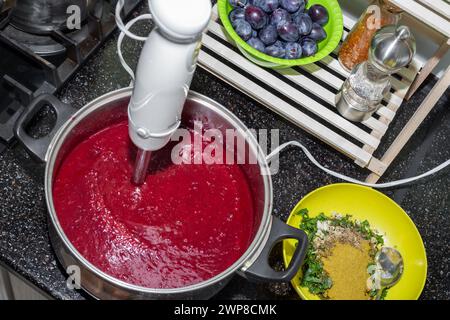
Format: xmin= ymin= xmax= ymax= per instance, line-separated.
xmin=338 ymin=0 xmax=402 ymax=72
xmin=336 ymin=25 xmax=416 ymax=122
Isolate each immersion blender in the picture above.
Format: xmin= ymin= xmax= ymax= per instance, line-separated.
xmin=128 ymin=0 xmax=212 ymax=184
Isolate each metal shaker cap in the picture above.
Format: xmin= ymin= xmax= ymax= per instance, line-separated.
xmin=369 ymin=25 xmax=416 ymax=74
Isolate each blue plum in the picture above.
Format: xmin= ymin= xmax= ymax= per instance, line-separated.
xmin=299 ymin=0 xmax=306 ymax=12
xmin=301 ymin=37 xmax=318 ymax=56
xmin=277 ymin=21 xmax=299 ymax=42
xmin=275 ymin=40 xmax=286 ymax=48
xmin=259 ymin=24 xmax=278 ymax=45
xmin=280 ymin=0 xmax=303 ymax=13
xmin=245 ymin=5 xmax=268 ymax=30
xmin=229 ymin=0 xmax=248 ymax=7
xmin=309 ymin=23 xmax=327 ymax=42
xmin=265 ymin=40 xmax=286 ymax=58
xmin=247 ymin=37 xmax=266 ymax=52
xmin=308 ymin=4 xmax=329 ymax=26
xmin=270 ymin=8 xmax=291 ymax=27
xmin=232 ymin=19 xmax=253 ymax=41
xmin=285 ymin=42 xmax=302 ymax=59
xmin=293 ymin=13 xmax=312 ymax=35
xmin=251 ymin=0 xmax=280 ymax=13
xmin=229 ymin=8 xmax=245 ymax=24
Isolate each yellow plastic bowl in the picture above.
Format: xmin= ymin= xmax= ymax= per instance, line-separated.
xmin=283 ymin=183 xmax=427 ymax=300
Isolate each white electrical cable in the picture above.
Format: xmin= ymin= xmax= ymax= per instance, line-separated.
xmin=115 ymin=0 xmax=148 ymax=41
xmin=266 ymin=141 xmax=450 ymax=189
xmin=117 ymin=14 xmax=152 ymax=81
xmin=114 ymin=1 xmax=450 ymax=189
xmin=116 ymin=0 xmax=152 ymax=81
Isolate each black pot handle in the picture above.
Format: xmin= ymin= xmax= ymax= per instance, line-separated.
xmin=14 ymin=94 xmax=76 ymax=163
xmin=243 ymin=216 xmax=308 ymax=282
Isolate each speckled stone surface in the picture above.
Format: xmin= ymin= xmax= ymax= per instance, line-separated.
xmin=0 ymin=1 xmax=449 ymax=300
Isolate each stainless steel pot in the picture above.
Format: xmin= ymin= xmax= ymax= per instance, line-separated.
xmin=14 ymin=88 xmax=308 ymax=300
xmin=10 ymin=0 xmax=97 ymax=34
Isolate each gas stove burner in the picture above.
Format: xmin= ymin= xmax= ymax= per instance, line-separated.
xmin=4 ymin=0 xmax=108 ymax=59
xmin=10 ymin=0 xmax=91 ymax=35
xmin=0 ymin=0 xmax=143 ymax=150
xmin=2 ymin=25 xmax=66 ymax=57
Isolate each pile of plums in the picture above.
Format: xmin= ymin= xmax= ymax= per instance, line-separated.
xmin=228 ymin=0 xmax=329 ymax=59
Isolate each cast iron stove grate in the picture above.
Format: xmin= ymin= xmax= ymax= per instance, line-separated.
xmin=0 ymin=0 xmax=142 ymax=153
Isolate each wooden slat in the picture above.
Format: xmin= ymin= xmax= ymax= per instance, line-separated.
xmin=197 ymin=50 xmax=373 ymax=165
xmin=417 ymin=0 xmax=450 ymax=19
xmin=342 ymin=12 xmax=357 ymax=32
xmin=202 ymin=33 xmax=381 ymax=149
xmin=405 ymin=38 xmax=450 ymax=100
xmin=367 ymin=62 xmax=450 ymax=183
xmin=209 ymin=18 xmax=404 ymax=110
xmin=207 ymin=21 xmax=393 ymax=132
xmin=377 ymin=107 xmax=396 ymax=120
xmin=199 ymin=4 xmax=425 ymax=174
xmin=298 ymin=61 xmax=343 ymax=87
xmin=390 ymin=0 xmax=450 ymax=38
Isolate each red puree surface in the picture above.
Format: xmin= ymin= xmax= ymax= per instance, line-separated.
xmin=53 ymin=121 xmax=255 ymax=289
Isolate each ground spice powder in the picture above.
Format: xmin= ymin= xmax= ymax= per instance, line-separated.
xmin=322 ymin=241 xmax=372 ymax=300
xmin=338 ymin=0 xmax=401 ymax=72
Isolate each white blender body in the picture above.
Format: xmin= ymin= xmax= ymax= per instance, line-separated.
xmin=128 ymin=34 xmax=199 ymax=151
xmin=128 ymin=0 xmax=212 ymax=184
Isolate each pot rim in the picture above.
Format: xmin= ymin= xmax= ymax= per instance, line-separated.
xmin=44 ymin=87 xmax=274 ymax=295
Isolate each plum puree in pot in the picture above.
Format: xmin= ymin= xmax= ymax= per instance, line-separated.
xmin=53 ymin=121 xmax=255 ymax=289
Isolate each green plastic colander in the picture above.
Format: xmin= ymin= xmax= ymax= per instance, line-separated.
xmin=218 ymin=0 xmax=344 ymax=68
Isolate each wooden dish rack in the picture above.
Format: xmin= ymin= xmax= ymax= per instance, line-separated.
xmin=197 ymin=3 xmax=450 ymax=183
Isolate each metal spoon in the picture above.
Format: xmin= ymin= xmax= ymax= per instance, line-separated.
xmin=375 ymin=247 xmax=404 ymax=299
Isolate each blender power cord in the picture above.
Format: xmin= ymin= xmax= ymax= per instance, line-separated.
xmin=116 ymin=0 xmax=152 ymax=82
xmin=267 ymin=141 xmax=450 ymax=189
xmin=115 ymin=1 xmax=450 ymax=189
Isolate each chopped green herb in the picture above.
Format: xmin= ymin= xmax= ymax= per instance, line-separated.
xmin=297 ymin=209 xmax=333 ymax=297
xmin=367 ymin=264 xmax=377 ymax=275
xmin=379 ymin=288 xmax=388 ymax=300
xmin=296 ymin=209 xmax=387 ymax=300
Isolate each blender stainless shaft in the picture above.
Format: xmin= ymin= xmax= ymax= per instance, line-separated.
xmin=125 ymin=0 xmax=211 ymax=185
xmin=132 ymin=149 xmax=152 ymax=185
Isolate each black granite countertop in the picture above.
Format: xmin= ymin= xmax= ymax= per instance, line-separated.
xmin=0 ymin=2 xmax=449 ymax=300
